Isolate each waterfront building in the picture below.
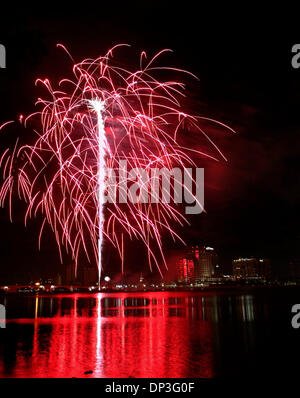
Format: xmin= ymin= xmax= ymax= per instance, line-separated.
xmin=176 ymin=245 xmax=219 ymax=284
xmin=176 ymin=257 xmax=194 ymax=283
xmin=232 ymin=257 xmax=271 ymax=279
xmin=192 ymin=246 xmax=219 ymax=282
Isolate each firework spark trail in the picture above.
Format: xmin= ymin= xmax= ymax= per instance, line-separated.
xmin=0 ymin=44 xmax=234 ymax=282
xmin=89 ymin=99 xmax=107 ymax=286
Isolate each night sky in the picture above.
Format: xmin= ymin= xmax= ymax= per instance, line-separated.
xmin=0 ymin=3 xmax=299 ymax=282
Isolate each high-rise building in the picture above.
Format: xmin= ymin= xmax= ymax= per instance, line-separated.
xmin=256 ymin=258 xmax=271 ymax=279
xmin=192 ymin=246 xmax=219 ymax=282
xmin=232 ymin=257 xmax=271 ymax=279
xmin=232 ymin=258 xmax=256 ymax=277
xmin=176 ymin=246 xmax=219 ymax=284
xmin=176 ymin=257 xmax=194 ymax=283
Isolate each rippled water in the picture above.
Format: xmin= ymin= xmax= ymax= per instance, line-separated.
xmin=0 ymin=288 xmax=298 ymax=378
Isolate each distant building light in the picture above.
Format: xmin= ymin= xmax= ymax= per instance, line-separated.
xmin=234 ymin=258 xmax=253 ymax=261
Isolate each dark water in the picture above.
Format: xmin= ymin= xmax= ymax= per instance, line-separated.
xmin=0 ymin=288 xmax=299 ymax=378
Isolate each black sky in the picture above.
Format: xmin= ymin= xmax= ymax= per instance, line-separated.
xmin=0 ymin=3 xmax=299 ymax=281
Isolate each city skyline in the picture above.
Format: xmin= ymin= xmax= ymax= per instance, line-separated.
xmin=1 ymin=7 xmax=300 ymax=285
xmin=2 ymin=242 xmax=300 ymax=287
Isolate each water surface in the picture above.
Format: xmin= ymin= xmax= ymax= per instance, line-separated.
xmin=0 ymin=288 xmax=298 ymax=377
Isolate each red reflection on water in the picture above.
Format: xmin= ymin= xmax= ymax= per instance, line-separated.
xmin=0 ymin=292 xmax=215 ymax=378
